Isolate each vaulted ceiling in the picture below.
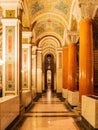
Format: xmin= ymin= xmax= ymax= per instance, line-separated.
xmin=22 ymin=0 xmax=75 ymax=46
xmin=1 ymin=0 xmax=97 ymax=47
xmin=22 ymin=0 xmax=72 ymax=27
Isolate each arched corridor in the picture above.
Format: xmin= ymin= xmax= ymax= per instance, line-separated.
xmin=0 ymin=0 xmax=98 ymax=130
xmin=44 ymin=54 xmax=55 ymax=92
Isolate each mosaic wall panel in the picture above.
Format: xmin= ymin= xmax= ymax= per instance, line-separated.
xmin=22 ymin=48 xmax=28 ymax=89
xmin=31 ymin=1 xmax=44 ymax=15
xmin=35 ymin=19 xmax=64 ymax=37
xmin=6 ymin=10 xmax=15 ymax=18
xmin=5 ymin=26 xmax=15 ymax=91
xmin=26 ymin=0 xmax=72 ymax=26
xmin=22 ymin=38 xmax=28 ymax=44
xmin=55 ymin=1 xmax=68 ymax=14
xmin=59 ymin=53 xmax=62 ymax=68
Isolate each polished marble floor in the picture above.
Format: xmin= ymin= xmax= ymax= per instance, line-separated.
xmin=16 ymin=88 xmax=86 ymax=130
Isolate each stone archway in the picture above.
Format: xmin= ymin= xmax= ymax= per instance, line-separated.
xmin=44 ymin=53 xmax=55 ymax=92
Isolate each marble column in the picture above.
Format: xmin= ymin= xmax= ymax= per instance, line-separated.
xmin=68 ymin=43 xmax=77 ymax=91
xmin=79 ymin=18 xmax=94 ymax=102
xmin=62 ymin=47 xmax=68 ymax=98
xmin=56 ymin=48 xmax=62 ymax=93
xmin=36 ymin=48 xmax=42 ymax=93
xmin=32 ymin=46 xmax=37 ymax=98
xmin=66 ymin=31 xmax=79 ymax=106
xmin=22 ymin=31 xmax=32 ymax=107
xmin=22 ymin=31 xmax=32 ymax=91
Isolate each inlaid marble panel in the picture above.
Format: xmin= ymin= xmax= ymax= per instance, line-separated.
xmin=5 ymin=26 xmax=15 ymax=91
xmin=68 ymin=90 xmax=79 ymax=106
xmin=82 ymin=95 xmax=98 ymax=128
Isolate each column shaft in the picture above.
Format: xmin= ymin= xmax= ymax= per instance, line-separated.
xmin=56 ymin=48 xmax=62 ymax=93
xmin=79 ymin=18 xmax=94 ymax=101
xmin=62 ymin=47 xmax=68 ymax=89
xmin=68 ymin=43 xmax=77 ymax=91
xmin=36 ymin=49 xmax=42 ymax=93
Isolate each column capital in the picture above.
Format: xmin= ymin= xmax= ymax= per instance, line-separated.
xmin=22 ymin=31 xmax=32 ymax=37
xmin=0 ymin=0 xmax=23 ymax=18
xmin=57 ymin=48 xmax=62 ymax=52
xmin=22 ymin=43 xmax=32 ymax=48
xmin=22 ymin=31 xmax=32 ymax=44
xmin=32 ymin=46 xmax=37 ymax=55
xmin=66 ymin=30 xmax=79 ymax=44
xmin=1 ymin=18 xmax=20 ymax=25
xmin=0 ymin=0 xmax=22 ymax=9
xmin=63 ymin=46 xmax=68 ymax=48
xmin=37 ymin=47 xmax=42 ymax=52
xmin=78 ymin=0 xmax=97 ymax=20
xmin=71 ymin=0 xmax=98 ymax=23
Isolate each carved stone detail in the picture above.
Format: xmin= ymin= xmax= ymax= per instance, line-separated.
xmin=80 ymin=3 xmax=95 ymax=19
xmin=71 ymin=0 xmax=98 ymax=23
xmin=66 ymin=31 xmax=79 ymax=44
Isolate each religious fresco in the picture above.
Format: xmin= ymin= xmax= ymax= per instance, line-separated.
xmin=22 ymin=0 xmax=72 ymax=42
xmin=35 ymin=23 xmax=45 ymax=37
xmin=23 ymin=0 xmax=72 ymax=26
xmin=31 ymin=1 xmax=44 ymax=15
xmin=5 ymin=26 xmax=15 ymax=91
xmin=34 ymin=19 xmax=64 ymax=38
xmin=55 ymin=1 xmax=68 ymax=14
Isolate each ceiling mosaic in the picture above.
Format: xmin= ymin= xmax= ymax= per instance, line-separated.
xmin=22 ymin=0 xmax=74 ymax=46
xmin=23 ymin=0 xmax=72 ymax=27
xmin=34 ymin=19 xmax=64 ymax=38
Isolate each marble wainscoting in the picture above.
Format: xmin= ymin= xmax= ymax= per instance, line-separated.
xmin=32 ymin=88 xmax=36 ymax=99
xmin=0 ymin=95 xmax=19 ymax=130
xmin=82 ymin=95 xmax=98 ymax=129
xmin=22 ymin=90 xmax=32 ymax=108
xmin=67 ymin=90 xmax=79 ymax=107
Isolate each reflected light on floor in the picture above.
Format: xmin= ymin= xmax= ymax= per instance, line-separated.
xmin=46 ymin=85 xmax=52 ymax=102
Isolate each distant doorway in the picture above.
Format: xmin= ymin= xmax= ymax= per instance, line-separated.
xmin=44 ymin=54 xmax=54 ymax=91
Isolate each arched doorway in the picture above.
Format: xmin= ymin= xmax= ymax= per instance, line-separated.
xmin=44 ymin=54 xmax=54 ymax=91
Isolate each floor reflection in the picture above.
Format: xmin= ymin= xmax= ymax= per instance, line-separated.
xmin=17 ymin=86 xmax=85 ymax=130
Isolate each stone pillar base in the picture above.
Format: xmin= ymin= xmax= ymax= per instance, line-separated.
xmin=82 ymin=95 xmax=98 ymax=128
xmin=68 ymin=90 xmax=79 ymax=106
xmin=22 ymin=90 xmax=32 ymax=108
xmin=62 ymin=88 xmax=68 ymax=99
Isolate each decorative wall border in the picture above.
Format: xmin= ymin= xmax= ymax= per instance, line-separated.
xmin=5 ymin=26 xmax=15 ymax=91
xmin=22 ymin=48 xmax=28 ymax=89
